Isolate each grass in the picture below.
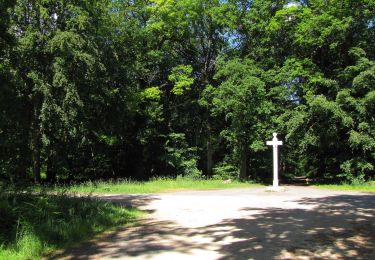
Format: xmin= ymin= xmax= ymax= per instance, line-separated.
xmin=314 ymin=181 xmax=375 ymax=193
xmin=0 ymin=192 xmax=142 ymax=260
xmin=51 ymin=177 xmax=261 ymax=194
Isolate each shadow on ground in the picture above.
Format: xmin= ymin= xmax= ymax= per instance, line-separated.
xmin=98 ymin=194 xmax=160 ymax=209
xmin=50 ymin=193 xmax=375 ymax=260
xmin=216 ymin=194 xmax=375 ymax=259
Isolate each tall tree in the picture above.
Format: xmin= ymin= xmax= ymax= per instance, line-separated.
xmin=202 ymin=59 xmax=273 ymax=179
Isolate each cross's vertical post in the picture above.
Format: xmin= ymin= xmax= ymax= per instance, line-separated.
xmin=266 ymin=133 xmax=283 ymax=188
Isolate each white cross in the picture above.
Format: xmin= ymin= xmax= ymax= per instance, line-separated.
xmin=266 ymin=133 xmax=283 ymax=188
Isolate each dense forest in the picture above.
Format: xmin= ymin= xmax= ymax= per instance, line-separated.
xmin=0 ymin=0 xmax=374 ymax=185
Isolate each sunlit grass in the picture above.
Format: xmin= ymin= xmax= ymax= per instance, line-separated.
xmin=52 ymin=177 xmax=261 ymax=194
xmin=314 ymin=181 xmax=375 ymax=193
xmin=0 ymin=193 xmax=142 ymax=260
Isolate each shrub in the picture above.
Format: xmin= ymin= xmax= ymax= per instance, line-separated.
xmin=164 ymin=133 xmax=202 ymax=178
xmin=212 ymin=163 xmax=238 ymax=180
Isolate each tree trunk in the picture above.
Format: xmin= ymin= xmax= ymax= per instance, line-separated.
xmin=239 ymin=143 xmax=248 ymax=180
xmin=30 ymin=97 xmax=41 ymax=184
xmin=207 ymin=137 xmax=213 ymax=177
xmin=46 ymin=155 xmax=57 ymax=183
xmin=205 ymin=124 xmax=213 ymax=176
xmin=31 ymin=130 xmax=41 ymax=183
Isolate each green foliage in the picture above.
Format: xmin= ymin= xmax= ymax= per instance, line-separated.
xmin=212 ymin=163 xmax=238 ymax=180
xmin=203 ymin=58 xmax=274 ymax=179
xmin=270 ymin=0 xmax=375 ymax=182
xmin=1 ymin=0 xmax=374 ymax=186
xmin=142 ymin=87 xmax=162 ymax=100
xmin=168 ymin=65 xmax=194 ymax=95
xmin=164 ymin=133 xmax=202 ymax=179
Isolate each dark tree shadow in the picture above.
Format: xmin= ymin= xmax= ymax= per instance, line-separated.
xmin=214 ymin=194 xmax=375 ymax=259
xmin=49 ymin=193 xmax=375 ymax=260
xmin=97 ymin=194 xmax=160 ymax=208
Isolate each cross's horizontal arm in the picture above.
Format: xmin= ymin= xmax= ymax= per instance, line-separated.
xmin=266 ymin=141 xmax=283 ymax=146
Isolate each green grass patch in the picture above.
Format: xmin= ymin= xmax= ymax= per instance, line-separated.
xmin=50 ymin=177 xmax=261 ymax=194
xmin=314 ymin=181 xmax=375 ymax=192
xmin=0 ymin=192 xmax=142 ymax=260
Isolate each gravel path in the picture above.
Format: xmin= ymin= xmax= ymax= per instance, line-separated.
xmin=50 ymin=186 xmax=375 ymax=260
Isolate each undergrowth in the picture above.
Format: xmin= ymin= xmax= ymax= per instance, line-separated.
xmin=315 ymin=181 xmax=375 ymax=192
xmin=51 ymin=177 xmax=260 ymax=194
xmin=0 ymin=192 xmax=141 ymax=260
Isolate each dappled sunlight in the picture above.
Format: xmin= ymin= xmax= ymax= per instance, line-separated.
xmin=50 ymin=191 xmax=375 ymax=259
xmin=212 ymin=195 xmax=375 ymax=259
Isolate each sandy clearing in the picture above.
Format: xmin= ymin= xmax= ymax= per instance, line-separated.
xmin=49 ymin=186 xmax=375 ymax=260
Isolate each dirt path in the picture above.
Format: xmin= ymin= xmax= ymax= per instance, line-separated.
xmin=50 ymin=187 xmax=375 ymax=259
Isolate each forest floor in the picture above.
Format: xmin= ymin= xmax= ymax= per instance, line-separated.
xmin=48 ymin=186 xmax=375 ymax=260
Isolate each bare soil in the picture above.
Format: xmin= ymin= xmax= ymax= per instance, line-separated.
xmin=49 ymin=186 xmax=375 ymax=260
